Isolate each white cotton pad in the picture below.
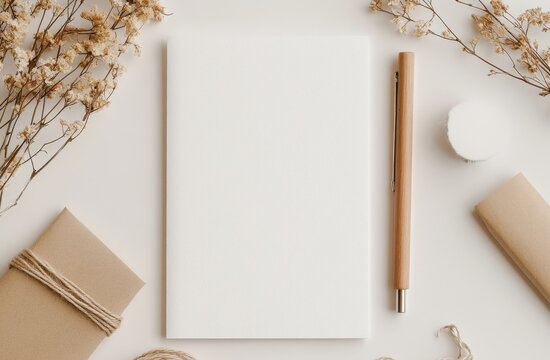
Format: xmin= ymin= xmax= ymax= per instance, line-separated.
xmin=446 ymin=101 xmax=511 ymax=162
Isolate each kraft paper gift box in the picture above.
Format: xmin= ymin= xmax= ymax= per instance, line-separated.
xmin=476 ymin=173 xmax=550 ymax=305
xmin=0 ymin=208 xmax=144 ymax=359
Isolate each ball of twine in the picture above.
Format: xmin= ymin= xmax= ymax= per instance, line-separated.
xmin=134 ymin=349 xmax=196 ymax=360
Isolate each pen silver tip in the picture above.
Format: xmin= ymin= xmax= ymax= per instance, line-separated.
xmin=396 ymin=289 xmax=406 ymax=313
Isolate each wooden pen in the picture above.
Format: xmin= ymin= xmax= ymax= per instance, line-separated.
xmin=392 ymin=52 xmax=414 ymax=313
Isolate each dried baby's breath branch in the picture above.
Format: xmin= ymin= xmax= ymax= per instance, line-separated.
xmin=370 ymin=0 xmax=550 ymax=96
xmin=0 ymin=0 xmax=166 ymax=215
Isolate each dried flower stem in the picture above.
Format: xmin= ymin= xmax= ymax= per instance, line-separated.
xmin=0 ymin=0 xmax=166 ymax=215
xmin=370 ymin=0 xmax=550 ymax=96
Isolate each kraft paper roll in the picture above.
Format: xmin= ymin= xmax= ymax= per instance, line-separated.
xmin=476 ymin=173 xmax=550 ymax=305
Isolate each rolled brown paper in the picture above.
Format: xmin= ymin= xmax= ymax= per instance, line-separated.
xmin=476 ymin=173 xmax=550 ymax=305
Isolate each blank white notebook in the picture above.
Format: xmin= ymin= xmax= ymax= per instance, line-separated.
xmin=166 ymin=35 xmax=369 ymax=339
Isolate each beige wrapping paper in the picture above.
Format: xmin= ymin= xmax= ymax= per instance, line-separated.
xmin=476 ymin=173 xmax=550 ymax=304
xmin=0 ymin=208 xmax=144 ymax=359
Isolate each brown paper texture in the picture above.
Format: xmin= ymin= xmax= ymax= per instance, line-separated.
xmin=475 ymin=173 xmax=550 ymax=305
xmin=0 ymin=208 xmax=144 ymax=359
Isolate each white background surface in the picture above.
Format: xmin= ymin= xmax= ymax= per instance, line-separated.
xmin=1 ymin=0 xmax=550 ymax=359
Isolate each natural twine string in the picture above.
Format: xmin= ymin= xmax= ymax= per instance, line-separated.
xmin=133 ymin=349 xmax=196 ymax=360
xmin=10 ymin=249 xmax=122 ymax=336
xmin=377 ymin=324 xmax=472 ymax=360
xmin=438 ymin=325 xmax=473 ymax=360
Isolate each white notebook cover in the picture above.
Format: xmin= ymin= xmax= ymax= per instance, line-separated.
xmin=166 ymin=35 xmax=369 ymax=339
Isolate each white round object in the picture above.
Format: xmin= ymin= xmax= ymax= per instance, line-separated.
xmin=446 ymin=101 xmax=511 ymax=162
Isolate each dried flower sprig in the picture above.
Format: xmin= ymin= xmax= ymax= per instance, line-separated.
xmin=0 ymin=0 xmax=166 ymax=215
xmin=370 ymin=0 xmax=550 ymax=96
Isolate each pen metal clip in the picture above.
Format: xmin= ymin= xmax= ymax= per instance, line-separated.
xmin=391 ymin=71 xmax=399 ymax=193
